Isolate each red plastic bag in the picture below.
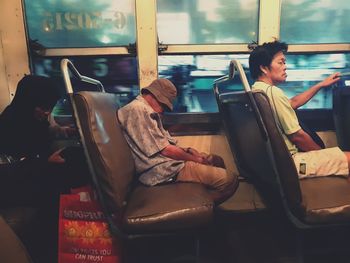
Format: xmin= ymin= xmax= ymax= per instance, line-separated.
xmin=58 ymin=186 xmax=121 ymax=263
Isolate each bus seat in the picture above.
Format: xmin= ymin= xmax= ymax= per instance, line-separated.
xmin=215 ymin=60 xmax=350 ymax=227
xmin=216 ymin=91 xmax=281 ymax=196
xmin=61 ymin=59 xmax=214 ymax=260
xmin=73 ymin=91 xmax=213 ymax=232
xmin=333 ymin=86 xmax=350 ymax=151
xmin=254 ymin=90 xmax=350 ymax=224
xmin=0 ymin=216 xmax=33 ymax=263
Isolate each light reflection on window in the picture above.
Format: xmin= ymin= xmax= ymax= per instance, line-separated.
xmin=157 ymin=0 xmax=259 ymax=44
xmin=281 ymin=0 xmax=350 ymax=43
xmin=24 ymin=0 xmax=136 ymax=48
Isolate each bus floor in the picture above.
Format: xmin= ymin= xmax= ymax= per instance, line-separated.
xmin=24 ymin=209 xmax=350 ymax=263
xmin=127 ymin=211 xmax=350 ymax=263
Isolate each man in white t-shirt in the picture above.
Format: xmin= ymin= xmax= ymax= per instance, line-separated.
xmin=249 ymin=40 xmax=350 ymax=179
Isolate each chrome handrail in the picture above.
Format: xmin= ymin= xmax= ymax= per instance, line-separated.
xmin=229 ymin=59 xmax=251 ymax=92
xmin=60 ymin=58 xmax=105 ymax=94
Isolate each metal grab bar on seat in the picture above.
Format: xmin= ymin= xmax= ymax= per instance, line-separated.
xmin=215 ymin=59 xmax=268 ymax=141
xmin=60 ymin=58 xmax=123 ymax=238
xmin=61 ymin=58 xmax=105 ymax=94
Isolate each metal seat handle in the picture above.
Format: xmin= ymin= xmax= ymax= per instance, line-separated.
xmin=60 ymin=58 xmax=105 ymax=94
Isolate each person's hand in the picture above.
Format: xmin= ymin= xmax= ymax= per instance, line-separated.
xmin=186 ymin=148 xmax=210 ymax=164
xmin=195 ymin=155 xmax=210 ymax=165
xmin=48 ymin=148 xmax=65 ymax=164
xmin=320 ymin=72 xmax=340 ymax=88
xmin=205 ymin=154 xmax=226 ymax=168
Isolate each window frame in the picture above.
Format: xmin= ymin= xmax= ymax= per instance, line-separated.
xmin=23 ymin=0 xmax=350 ymax=86
xmin=19 ymin=0 xmax=350 ymax=132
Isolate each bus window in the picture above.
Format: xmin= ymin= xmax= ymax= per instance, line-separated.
xmin=281 ymin=0 xmax=350 ymax=44
xmin=23 ymin=0 xmax=136 ymax=48
xmin=282 ymin=53 xmax=350 ymax=109
xmin=158 ymin=55 xmax=250 ymax=112
xmin=159 ymin=53 xmax=350 ymax=112
xmin=32 ymin=56 xmax=139 ymax=118
xmin=157 ymin=0 xmax=259 ymax=44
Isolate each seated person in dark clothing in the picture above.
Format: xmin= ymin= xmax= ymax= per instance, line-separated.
xmin=0 ymin=75 xmax=88 ymax=207
xmin=0 ymin=75 xmax=62 ymax=162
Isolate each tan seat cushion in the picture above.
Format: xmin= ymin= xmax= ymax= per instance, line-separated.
xmin=0 ymin=216 xmax=32 ymax=263
xmin=300 ymin=177 xmax=350 ymax=224
xmin=123 ymin=183 xmax=213 ymax=233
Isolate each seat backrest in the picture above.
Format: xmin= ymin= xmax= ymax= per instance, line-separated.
xmin=253 ymin=91 xmax=303 ymax=216
xmin=72 ymin=91 xmax=135 ymax=215
xmin=215 ymin=59 xmax=303 ymax=216
xmin=218 ymin=89 xmax=303 ymax=215
xmin=333 ymin=86 xmax=350 ymax=151
xmin=218 ymin=90 xmax=276 ymax=185
xmin=60 ymin=58 xmax=135 ymax=219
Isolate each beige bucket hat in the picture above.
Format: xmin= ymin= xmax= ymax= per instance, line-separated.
xmin=141 ymin=78 xmax=177 ymax=111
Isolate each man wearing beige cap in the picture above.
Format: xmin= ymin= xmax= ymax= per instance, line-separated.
xmin=118 ymin=78 xmax=238 ymax=204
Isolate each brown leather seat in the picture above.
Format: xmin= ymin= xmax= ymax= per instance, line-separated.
xmin=333 ymin=86 xmax=350 ymax=151
xmin=60 ymin=58 xmax=216 ymax=261
xmin=215 ymin=60 xmax=350 ymax=260
xmin=216 ymin=59 xmax=350 ymax=227
xmin=254 ymin=91 xmax=350 ymax=225
xmin=72 ymin=91 xmax=213 ymax=236
xmin=0 ymin=216 xmax=33 ymax=263
xmin=124 ymin=183 xmax=213 ymax=233
xmin=300 ymin=177 xmax=350 ymax=224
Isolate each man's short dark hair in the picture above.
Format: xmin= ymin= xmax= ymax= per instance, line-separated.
xmin=248 ymin=40 xmax=288 ymax=80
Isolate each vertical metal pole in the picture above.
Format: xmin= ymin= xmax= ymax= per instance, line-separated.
xmin=135 ymin=0 xmax=158 ymax=89
xmin=259 ymin=0 xmax=282 ymax=44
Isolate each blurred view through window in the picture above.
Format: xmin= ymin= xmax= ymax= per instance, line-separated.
xmin=281 ymin=0 xmax=350 ymax=43
xmin=24 ymin=0 xmax=350 ymax=115
xmin=157 ymin=0 xmax=259 ymax=44
xmin=281 ymin=54 xmax=350 ymax=109
xmin=159 ymin=53 xmax=350 ymax=112
xmin=159 ymin=55 xmax=249 ymax=112
xmin=32 ymin=56 xmax=139 ymax=117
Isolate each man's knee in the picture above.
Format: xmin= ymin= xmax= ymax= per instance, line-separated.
xmin=214 ymin=170 xmax=238 ymax=192
xmin=179 ymin=161 xmax=237 ymax=192
xmin=212 ymin=173 xmax=239 ymax=204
